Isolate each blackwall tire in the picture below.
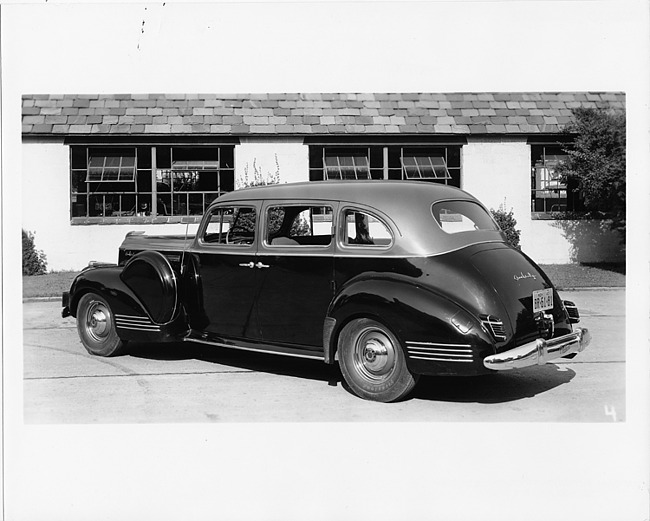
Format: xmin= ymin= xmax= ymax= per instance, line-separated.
xmin=338 ymin=318 xmax=418 ymax=402
xmin=76 ymin=293 xmax=126 ymax=357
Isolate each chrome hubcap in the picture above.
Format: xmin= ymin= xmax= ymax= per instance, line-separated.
xmin=85 ymin=302 xmax=111 ymax=342
xmin=353 ymin=328 xmax=397 ymax=383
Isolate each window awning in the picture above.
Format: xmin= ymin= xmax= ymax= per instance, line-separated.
xmin=86 ymin=150 xmax=136 ymax=182
xmin=401 ymin=155 xmax=450 ymax=180
xmin=324 ymin=152 xmax=370 ymax=180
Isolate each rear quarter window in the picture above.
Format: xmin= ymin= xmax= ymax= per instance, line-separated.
xmin=342 ymin=209 xmax=393 ymax=247
xmin=432 ymin=200 xmax=498 ymax=234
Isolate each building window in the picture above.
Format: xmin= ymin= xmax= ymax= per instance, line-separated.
xmin=400 ymin=148 xmax=451 ymax=181
xmin=86 ymin=148 xmax=136 ymax=182
xmin=530 ymin=144 xmax=581 ymax=214
xmin=70 ymin=145 xmax=234 ymax=222
xmin=323 ymin=148 xmax=371 ymax=180
xmin=309 ymin=144 xmax=461 ymax=187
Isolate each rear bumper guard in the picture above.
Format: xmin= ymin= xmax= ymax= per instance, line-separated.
xmin=483 ymin=328 xmax=591 ymax=371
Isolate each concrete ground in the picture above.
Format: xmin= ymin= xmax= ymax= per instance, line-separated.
xmin=22 ymin=289 xmax=625 ymax=423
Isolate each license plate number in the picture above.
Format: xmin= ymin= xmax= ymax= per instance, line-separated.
xmin=532 ymin=288 xmax=553 ymax=313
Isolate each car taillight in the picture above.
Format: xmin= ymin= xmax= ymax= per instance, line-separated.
xmin=480 ymin=314 xmax=507 ymax=342
xmin=563 ymin=300 xmax=581 ymax=323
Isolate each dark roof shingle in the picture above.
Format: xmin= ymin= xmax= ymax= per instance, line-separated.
xmin=21 ymin=92 xmax=625 ymax=136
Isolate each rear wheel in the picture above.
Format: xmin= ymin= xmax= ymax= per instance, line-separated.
xmin=338 ymin=318 xmax=418 ymax=402
xmin=76 ymin=293 xmax=126 ymax=357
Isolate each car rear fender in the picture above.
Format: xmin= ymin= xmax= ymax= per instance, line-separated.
xmin=323 ymin=276 xmax=494 ymax=367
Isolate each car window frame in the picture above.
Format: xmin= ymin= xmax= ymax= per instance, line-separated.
xmin=430 ymin=198 xmax=500 ymax=236
xmin=196 ymin=200 xmax=261 ymax=251
xmin=260 ymin=200 xmax=338 ymax=254
xmin=337 ymin=205 xmax=395 ymax=252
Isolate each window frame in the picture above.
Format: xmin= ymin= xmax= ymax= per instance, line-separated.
xmin=323 ymin=147 xmax=372 ymax=180
xmin=69 ymin=143 xmax=235 ymax=225
xmin=529 ymin=139 xmax=583 ymax=218
xmin=308 ymin=142 xmax=462 ymax=188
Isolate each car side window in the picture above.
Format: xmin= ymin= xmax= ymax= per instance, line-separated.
xmin=202 ymin=206 xmax=256 ymax=245
xmin=342 ymin=209 xmax=392 ymax=247
xmin=265 ymin=205 xmax=333 ymax=247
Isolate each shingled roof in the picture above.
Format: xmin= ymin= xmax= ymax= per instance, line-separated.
xmin=22 ymin=92 xmax=625 ymax=137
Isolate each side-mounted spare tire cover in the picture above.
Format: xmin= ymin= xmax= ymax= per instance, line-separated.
xmin=120 ymin=250 xmax=178 ymax=324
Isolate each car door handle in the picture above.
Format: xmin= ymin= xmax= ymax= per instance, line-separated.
xmin=255 ymin=262 xmax=270 ymax=269
xmin=238 ymin=261 xmax=255 ymax=269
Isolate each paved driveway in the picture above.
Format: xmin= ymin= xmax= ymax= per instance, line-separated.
xmin=22 ymin=289 xmax=625 ymax=423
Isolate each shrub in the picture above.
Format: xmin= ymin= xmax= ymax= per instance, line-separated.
xmin=491 ymin=205 xmax=521 ymax=250
xmin=22 ymin=229 xmax=48 ymax=275
xmin=237 ymin=155 xmax=280 ymax=189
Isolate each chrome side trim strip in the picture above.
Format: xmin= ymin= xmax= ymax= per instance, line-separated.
xmin=115 ymin=314 xmax=154 ymax=322
xmin=409 ymin=356 xmax=474 ymax=363
xmin=407 ymin=346 xmax=473 ymax=353
xmin=184 ymin=337 xmax=325 ymax=361
xmin=406 ymin=341 xmax=472 ymax=348
xmin=406 ymin=341 xmax=475 ymax=362
xmin=114 ymin=314 xmax=161 ymax=332
xmin=408 ymin=350 xmax=472 ymax=358
xmin=117 ymin=324 xmax=162 ymax=332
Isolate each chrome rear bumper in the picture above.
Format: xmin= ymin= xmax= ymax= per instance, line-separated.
xmin=483 ymin=327 xmax=591 ymax=371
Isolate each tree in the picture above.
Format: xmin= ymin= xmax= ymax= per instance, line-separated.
xmin=555 ymin=107 xmax=626 ymax=238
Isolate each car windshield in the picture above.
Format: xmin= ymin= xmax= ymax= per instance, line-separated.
xmin=431 ymin=200 xmax=499 ymax=234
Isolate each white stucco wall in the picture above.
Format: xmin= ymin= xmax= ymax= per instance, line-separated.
xmin=529 ymin=218 xmax=624 ymax=263
xmin=23 ymin=141 xmax=201 ymax=271
xmin=23 ymin=138 xmax=310 ymax=271
xmin=24 ymin=137 xmax=623 ymax=271
xmin=462 ymin=136 xmax=531 ymax=239
xmin=461 ymin=137 xmax=624 ymax=263
xmin=235 ymin=137 xmax=308 ymax=187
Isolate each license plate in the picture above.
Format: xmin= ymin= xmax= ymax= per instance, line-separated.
xmin=532 ymin=288 xmax=553 ymax=313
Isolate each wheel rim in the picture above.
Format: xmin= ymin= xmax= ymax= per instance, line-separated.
xmin=352 ymin=327 xmax=397 ymax=383
xmin=83 ymin=300 xmax=112 ymax=342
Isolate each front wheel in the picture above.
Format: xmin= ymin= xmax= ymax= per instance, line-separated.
xmin=76 ymin=293 xmax=126 ymax=357
xmin=338 ymin=318 xmax=419 ymax=402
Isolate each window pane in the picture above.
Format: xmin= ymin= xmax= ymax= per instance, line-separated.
xmin=401 ymin=151 xmax=450 ymax=180
xmin=266 ymin=206 xmax=333 ymax=246
xmin=531 ymin=145 xmax=569 ymax=213
xmin=172 ymin=147 xmax=219 ymax=170
xmin=86 ymin=148 xmax=136 ymax=182
xmin=324 ymin=148 xmax=370 ymax=180
xmin=432 ymin=201 xmax=498 ymax=234
xmin=203 ymin=206 xmax=256 ymax=245
xmin=343 ymin=209 xmax=392 ymax=247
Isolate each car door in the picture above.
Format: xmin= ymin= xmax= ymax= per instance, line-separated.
xmin=192 ymin=201 xmax=261 ymax=339
xmin=253 ymin=201 xmax=337 ymax=348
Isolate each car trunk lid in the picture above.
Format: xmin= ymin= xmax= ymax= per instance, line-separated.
xmin=469 ymin=244 xmax=569 ymax=347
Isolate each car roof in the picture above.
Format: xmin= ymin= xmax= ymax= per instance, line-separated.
xmin=217 ymin=180 xmax=473 ymax=206
xmin=211 ymin=180 xmax=504 ymax=256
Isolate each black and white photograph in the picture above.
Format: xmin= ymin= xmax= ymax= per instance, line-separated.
xmin=4 ymin=1 xmax=649 ymax=520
